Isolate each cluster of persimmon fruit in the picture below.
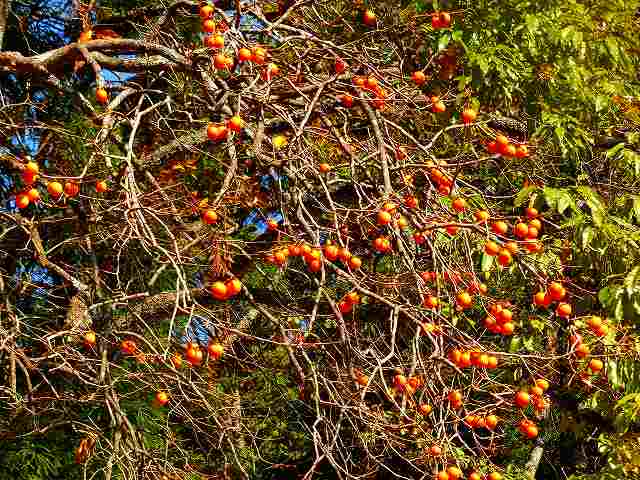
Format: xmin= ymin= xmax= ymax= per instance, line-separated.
xmin=533 ymin=280 xmax=573 ymax=318
xmin=201 ymin=3 xmax=281 ymax=79
xmin=463 ymin=412 xmax=500 ymax=431
xmin=82 ymin=335 xmax=227 ymax=408
xmin=348 ymin=74 xmax=388 ymax=110
xmin=158 ymin=338 xmax=226 ymax=407
xmin=362 ymin=8 xmax=453 ymax=31
xmin=210 ymin=277 xmax=243 ymax=301
xmin=483 ymin=302 xmax=517 ymax=336
xmin=512 ymin=378 xmax=551 ymax=438
xmin=486 ymin=134 xmax=529 ymax=158
xmin=92 ymin=3 xmax=281 ymax=107
xmin=393 ymin=372 xmax=425 ymax=396
xmin=420 ymin=274 xmax=487 ymax=313
xmin=265 ymin=241 xmax=363 ymax=273
xmin=426 ymin=162 xmax=457 ymax=197
xmin=569 ymin=319 xmax=608 ymax=379
xmin=14 ymin=160 xmax=107 ymax=209
xmin=435 ymin=466 xmax=504 ymax=480
xmin=448 ymin=348 xmax=500 ymax=369
xmin=483 ymin=207 xmax=543 ymax=268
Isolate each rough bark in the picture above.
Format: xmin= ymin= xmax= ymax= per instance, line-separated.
xmin=525 ymin=440 xmax=545 ymax=479
xmin=0 ymin=0 xmax=9 ymax=51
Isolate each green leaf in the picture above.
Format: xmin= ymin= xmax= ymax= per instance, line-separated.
xmin=598 ymin=286 xmax=610 ymax=306
xmin=529 ymin=317 xmax=545 ymax=332
xmin=438 ymin=33 xmax=451 ymax=52
xmin=606 ymin=36 xmax=620 ymax=62
xmin=481 ymin=252 xmax=493 ymax=272
xmin=615 ymin=298 xmax=625 ymax=322
xmin=606 ymin=142 xmax=625 ymax=158
xmin=525 ymin=14 xmax=539 ymax=33
xmin=456 ymin=75 xmax=470 ymax=91
xmin=557 ymin=191 xmax=575 ymax=215
xmin=624 ymin=266 xmax=640 ymax=297
xmin=476 ymin=56 xmax=489 ymax=75
xmin=595 ymin=95 xmax=608 ymax=113
xmin=543 ymin=187 xmax=559 ymax=210
xmin=514 ymin=185 xmax=538 ymax=207
xmin=633 ymin=197 xmax=640 ymax=223
xmin=581 ymin=226 xmax=594 ymax=249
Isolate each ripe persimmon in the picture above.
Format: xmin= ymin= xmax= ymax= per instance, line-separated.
xmin=210 ymin=281 xmax=228 ymax=300
xmin=515 ymin=390 xmax=530 ymax=408
xmin=340 ymin=94 xmax=354 ymax=107
xmin=491 ymin=221 xmax=508 ymax=235
xmin=84 ymin=331 xmax=96 ymax=347
xmin=462 ymin=108 xmax=477 ymax=124
xmin=412 ymin=71 xmax=426 ymax=85
xmin=447 ymin=466 xmax=462 ymax=479
xmin=155 ymin=391 xmax=169 ymax=406
xmin=501 ymin=322 xmax=515 ymax=335
xmin=208 ymin=342 xmax=224 ymax=359
xmin=549 ymin=282 xmax=566 ymax=301
xmin=96 ymin=87 xmax=109 ymax=104
xmin=515 ymin=145 xmax=529 ymax=158
xmin=504 ymin=241 xmax=519 ymax=255
xmin=456 ymin=291 xmax=473 ymax=309
xmin=225 ymin=278 xmax=242 ymax=297
xmin=202 ymin=19 xmax=216 ymax=32
xmin=377 ymin=210 xmax=392 ymax=225
xmin=452 ymin=197 xmax=467 ymax=212
xmin=496 ymin=134 xmax=509 ymax=146
xmin=514 ymin=222 xmax=529 ymax=238
xmin=64 ymin=181 xmax=80 ymax=197
xmin=202 ymin=209 xmax=218 ymax=224
xmin=199 ymin=4 xmax=213 ymax=18
xmin=432 ymin=100 xmax=446 ymax=113
xmin=533 ymin=291 xmax=551 ymax=307
xmin=474 ymin=210 xmax=490 ymax=223
xmin=485 ymin=414 xmax=498 ymax=430
xmin=575 ymin=343 xmax=590 ymax=358
xmin=497 ymin=249 xmax=512 ymax=266
xmin=205 ymin=34 xmax=224 ymax=48
xmin=589 ymin=358 xmax=604 ymax=373
xmin=15 ymin=193 xmax=29 ymax=209
xmin=363 ymin=9 xmax=376 ymax=26
xmin=228 ymin=115 xmax=243 ymax=132
xmin=95 ymin=180 xmax=108 ymax=193
xmin=447 ymin=389 xmax=462 ymax=403
xmin=556 ymin=302 xmax=572 ymax=318
xmin=25 ymin=161 xmax=39 ymax=175
xmin=238 ymin=48 xmax=251 ymax=61
xmin=535 ymin=378 xmax=550 ymax=391
xmin=348 ymin=256 xmax=362 ymax=269
xmin=214 ymin=53 xmax=229 ymax=69
xmin=485 ymin=241 xmax=500 ymax=256
xmin=48 ymin=181 xmax=63 ymax=198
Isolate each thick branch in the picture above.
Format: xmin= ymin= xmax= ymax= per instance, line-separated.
xmin=0 ymin=0 xmax=9 ymax=50
xmin=0 ymin=39 xmax=189 ymax=83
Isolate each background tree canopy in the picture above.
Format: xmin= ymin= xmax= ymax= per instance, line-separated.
xmin=0 ymin=1 xmax=639 ymax=479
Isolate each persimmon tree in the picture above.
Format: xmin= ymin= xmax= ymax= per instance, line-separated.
xmin=0 ymin=1 xmax=639 ymax=479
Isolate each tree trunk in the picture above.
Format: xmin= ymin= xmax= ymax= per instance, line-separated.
xmin=0 ymin=0 xmax=10 ymax=50
xmin=525 ymin=440 xmax=544 ymax=479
